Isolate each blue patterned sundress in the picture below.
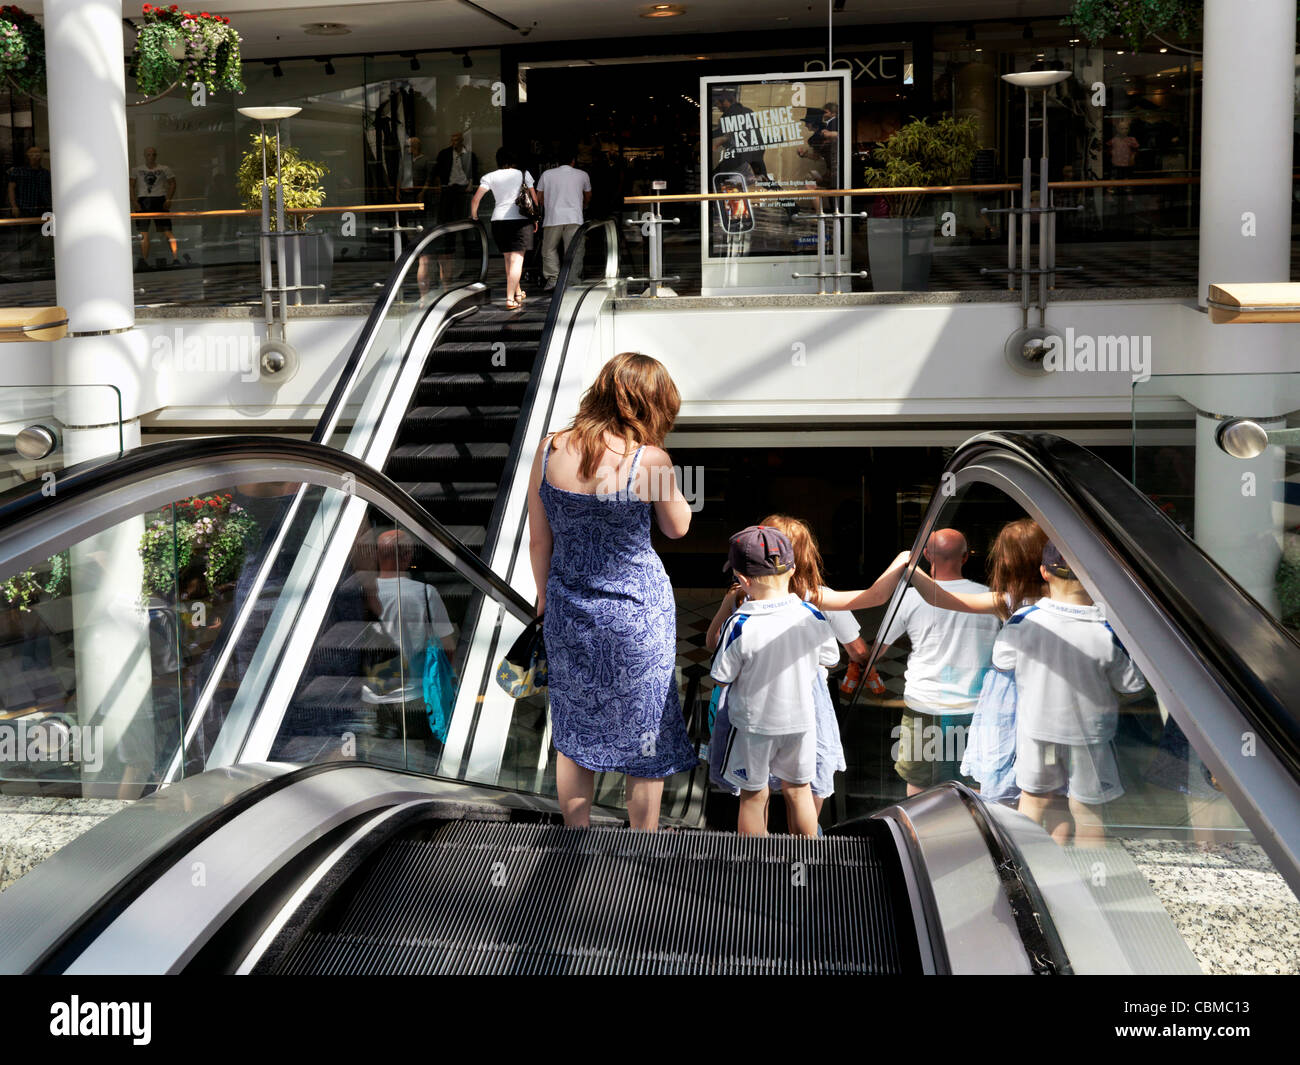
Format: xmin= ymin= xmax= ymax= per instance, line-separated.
xmin=539 ymin=438 xmax=698 ymax=778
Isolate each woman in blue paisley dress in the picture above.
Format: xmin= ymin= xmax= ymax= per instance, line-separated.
xmin=526 ymin=352 xmax=696 ymax=830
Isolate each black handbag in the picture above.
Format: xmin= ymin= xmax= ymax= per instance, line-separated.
xmin=495 ymin=616 xmax=547 ymax=698
xmin=514 ymin=171 xmax=539 ymax=220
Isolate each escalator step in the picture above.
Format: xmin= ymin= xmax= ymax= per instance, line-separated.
xmin=275 ymin=822 xmax=908 ymax=975
xmin=399 ymin=406 xmax=521 ymax=443
xmin=416 ymin=372 xmax=531 ymax=404
xmin=385 ymin=442 xmax=509 ymax=479
xmin=426 ymin=343 xmax=539 ymax=373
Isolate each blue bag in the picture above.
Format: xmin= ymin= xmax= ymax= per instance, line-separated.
xmin=418 ymin=587 xmax=457 ymax=743
xmin=422 ymin=641 xmax=457 ymax=743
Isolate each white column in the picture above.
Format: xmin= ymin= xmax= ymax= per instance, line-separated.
xmin=1196 ymin=0 xmax=1295 ymax=308
xmin=45 ymin=0 xmax=154 ymax=797
xmin=1189 ymin=0 xmax=1296 ymax=618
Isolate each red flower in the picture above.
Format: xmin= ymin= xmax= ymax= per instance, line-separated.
xmin=201 ymin=11 xmax=209 ymax=17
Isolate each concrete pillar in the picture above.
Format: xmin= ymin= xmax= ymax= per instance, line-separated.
xmin=1189 ymin=0 xmax=1296 ymax=618
xmin=45 ymin=0 xmax=155 ymax=796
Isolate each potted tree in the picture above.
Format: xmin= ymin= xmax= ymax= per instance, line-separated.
xmin=235 ymin=132 xmax=331 ymax=303
xmin=862 ymin=115 xmax=979 ymax=291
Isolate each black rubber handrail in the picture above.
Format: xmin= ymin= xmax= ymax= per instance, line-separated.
xmin=858 ymin=430 xmax=1300 ymax=786
xmin=311 ymin=218 xmax=489 ymax=445
xmin=0 ymin=435 xmax=533 ymax=623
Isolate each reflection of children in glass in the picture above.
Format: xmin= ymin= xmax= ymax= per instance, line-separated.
xmin=991 ymin=543 xmax=1145 ymax=845
xmin=372 ymin=530 xmax=457 ymax=701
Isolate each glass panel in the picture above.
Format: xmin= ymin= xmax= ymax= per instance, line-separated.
xmin=0 ymin=508 xmax=188 ymax=892
xmin=265 ymin=503 xmax=473 ymax=776
xmin=868 ymin=478 xmax=1299 ymax=973
xmin=0 ymin=385 xmax=123 ymax=495
xmin=316 ymin=222 xmax=488 ymax=456
xmin=1133 ymin=371 xmax=1300 ymax=637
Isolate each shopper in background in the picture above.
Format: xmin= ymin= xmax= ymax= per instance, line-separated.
xmin=7 ymin=144 xmax=51 ymax=269
xmin=434 ymin=130 xmax=480 ymax=286
xmin=536 ymin=144 xmax=591 ymax=289
xmin=131 ymin=146 xmax=178 ymax=269
xmin=470 ymin=146 xmax=536 ymax=310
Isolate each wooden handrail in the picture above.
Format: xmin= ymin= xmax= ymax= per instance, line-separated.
xmin=0 ymin=306 xmax=67 ymax=342
xmin=624 ymin=175 xmax=1213 ymax=204
xmin=0 ymin=202 xmax=422 ymax=227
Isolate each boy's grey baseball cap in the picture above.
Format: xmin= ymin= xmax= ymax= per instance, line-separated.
xmin=725 ymin=524 xmax=794 ymax=577
xmin=1042 ymin=541 xmax=1076 ymax=579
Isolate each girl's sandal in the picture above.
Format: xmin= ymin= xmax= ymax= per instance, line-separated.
xmin=505 ymin=298 xmax=521 ymax=310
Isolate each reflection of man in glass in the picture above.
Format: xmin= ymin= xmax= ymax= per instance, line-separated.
xmin=798 ymin=102 xmax=840 ymax=189
xmin=434 ymin=130 xmax=480 ymax=288
xmin=711 ymin=86 xmax=773 ymax=185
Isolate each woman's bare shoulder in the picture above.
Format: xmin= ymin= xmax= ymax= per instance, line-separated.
xmin=639 ymin=443 xmax=672 ymax=468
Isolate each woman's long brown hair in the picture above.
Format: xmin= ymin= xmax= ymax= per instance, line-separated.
xmin=556 ymin=352 xmax=681 ymax=477
xmin=988 ymin=518 xmax=1048 ymax=619
xmin=760 ymin=513 xmax=825 ymax=606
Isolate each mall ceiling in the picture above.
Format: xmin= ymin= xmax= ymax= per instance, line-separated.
xmin=77 ymin=1 xmax=1078 ymax=59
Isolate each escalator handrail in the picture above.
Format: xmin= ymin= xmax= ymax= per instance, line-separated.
xmin=862 ymin=429 xmax=1300 ymax=786
xmin=479 ymin=216 xmax=622 ymax=560
xmin=0 ymin=434 xmax=534 ymax=624
xmin=311 ymin=217 xmax=489 ymax=446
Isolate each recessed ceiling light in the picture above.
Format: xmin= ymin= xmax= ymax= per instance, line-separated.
xmin=641 ymin=3 xmax=684 ymax=17
xmin=1159 ymin=47 xmax=1168 ymax=53
xmin=304 ymin=23 xmax=350 ymax=36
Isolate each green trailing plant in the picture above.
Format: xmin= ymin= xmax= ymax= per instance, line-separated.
xmin=1 ymin=550 xmax=70 ymax=612
xmin=134 ymin=5 xmax=244 ymax=98
xmin=0 ymin=6 xmax=44 ymax=96
xmin=1064 ymin=0 xmax=1200 ymax=52
xmin=140 ymin=494 xmax=259 ymax=600
xmin=235 ymin=133 xmax=328 ymax=230
xmin=862 ymin=115 xmax=980 ymax=218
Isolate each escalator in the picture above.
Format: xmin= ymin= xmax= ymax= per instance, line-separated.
xmin=0 ymin=414 xmax=1297 ymax=972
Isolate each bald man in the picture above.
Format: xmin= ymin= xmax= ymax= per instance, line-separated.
xmin=879 ymin=529 xmax=1001 ymax=796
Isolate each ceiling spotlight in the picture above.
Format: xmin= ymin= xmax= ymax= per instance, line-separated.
xmin=462 ymin=52 xmax=473 ymax=68
xmin=642 ymin=3 xmax=685 ymax=17
xmin=272 ymin=62 xmax=283 ymax=78
xmin=303 ymin=22 xmax=350 ymax=36
xmin=1023 ymin=22 xmax=1034 ymax=40
xmin=324 ymin=59 xmax=335 ymax=75
xmin=410 ymin=54 xmax=421 ymax=71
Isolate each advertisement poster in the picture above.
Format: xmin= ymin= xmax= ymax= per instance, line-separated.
xmin=701 ymin=71 xmax=850 ymax=263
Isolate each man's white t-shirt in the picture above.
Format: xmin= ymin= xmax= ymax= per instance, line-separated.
xmin=478 ymin=168 xmax=534 ymax=221
xmin=374 ymin=576 xmax=455 ymax=665
xmin=132 ymin=165 xmax=174 ymax=198
xmin=881 ymin=579 xmax=1001 ymax=714
xmin=536 ymin=164 xmax=591 ymax=227
xmin=711 ymin=594 xmax=839 ymax=735
xmin=991 ymin=597 xmax=1145 ymax=745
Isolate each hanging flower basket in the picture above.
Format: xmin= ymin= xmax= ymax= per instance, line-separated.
xmin=0 ymin=5 xmax=45 ymax=97
xmin=134 ymin=5 xmax=244 ymax=98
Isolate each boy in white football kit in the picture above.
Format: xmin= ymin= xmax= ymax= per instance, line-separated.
xmin=992 ymin=542 xmax=1146 ymax=844
xmin=710 ymin=525 xmax=839 ymax=837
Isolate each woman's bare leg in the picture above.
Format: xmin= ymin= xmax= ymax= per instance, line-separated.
xmin=504 ymin=251 xmax=524 ymax=302
xmin=625 ymin=775 xmax=664 ymax=831
xmin=556 ymin=752 xmax=595 ymax=827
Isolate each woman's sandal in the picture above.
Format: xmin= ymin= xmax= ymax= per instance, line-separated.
xmin=505 ymin=297 xmax=521 ymax=310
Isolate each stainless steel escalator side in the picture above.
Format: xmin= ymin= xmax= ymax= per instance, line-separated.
xmin=859 ymin=430 xmax=1300 ymax=905
xmin=0 ymin=760 xmax=589 ymax=974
